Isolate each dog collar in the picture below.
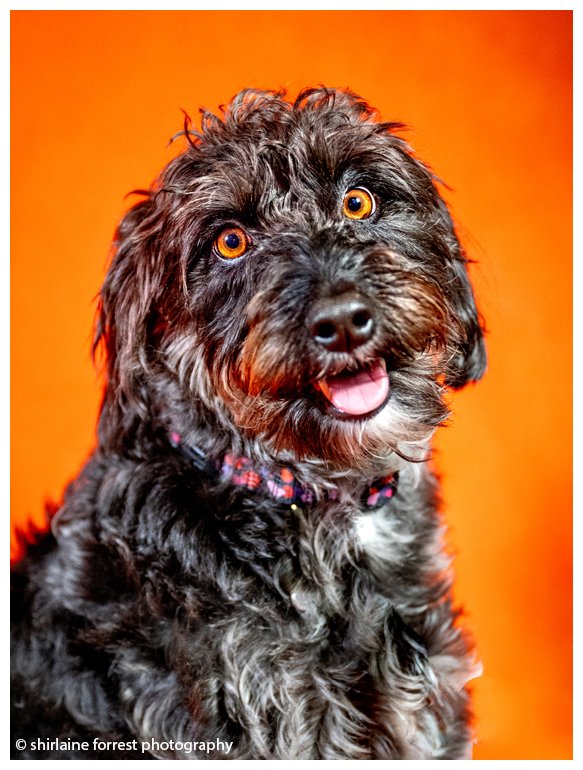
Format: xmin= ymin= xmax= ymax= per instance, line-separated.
xmin=170 ymin=432 xmax=398 ymax=509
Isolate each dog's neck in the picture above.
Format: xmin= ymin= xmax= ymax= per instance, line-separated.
xmin=170 ymin=431 xmax=399 ymax=509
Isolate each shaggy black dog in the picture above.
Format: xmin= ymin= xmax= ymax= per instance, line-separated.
xmin=11 ymin=88 xmax=486 ymax=759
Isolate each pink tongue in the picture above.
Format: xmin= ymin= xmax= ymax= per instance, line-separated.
xmin=324 ymin=362 xmax=389 ymax=416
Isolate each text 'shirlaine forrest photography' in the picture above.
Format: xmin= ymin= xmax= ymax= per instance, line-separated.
xmin=10 ymin=10 xmax=572 ymax=761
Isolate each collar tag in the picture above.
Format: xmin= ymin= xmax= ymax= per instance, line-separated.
xmin=170 ymin=431 xmax=208 ymax=471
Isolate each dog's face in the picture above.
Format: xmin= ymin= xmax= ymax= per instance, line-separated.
xmin=98 ymin=89 xmax=485 ymax=472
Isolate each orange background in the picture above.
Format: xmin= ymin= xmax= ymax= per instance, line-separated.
xmin=11 ymin=11 xmax=572 ymax=760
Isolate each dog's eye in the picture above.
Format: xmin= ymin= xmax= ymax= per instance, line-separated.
xmin=342 ymin=188 xmax=376 ymax=220
xmin=215 ymin=227 xmax=250 ymax=260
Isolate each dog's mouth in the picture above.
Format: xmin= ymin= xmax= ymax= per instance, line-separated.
xmin=313 ymin=358 xmax=390 ymax=419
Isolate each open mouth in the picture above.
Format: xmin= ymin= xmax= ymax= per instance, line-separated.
xmin=314 ymin=358 xmax=390 ymax=419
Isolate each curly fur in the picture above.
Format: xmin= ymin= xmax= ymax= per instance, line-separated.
xmin=11 ymin=87 xmax=486 ymax=759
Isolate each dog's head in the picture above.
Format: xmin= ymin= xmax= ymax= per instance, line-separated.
xmin=96 ymin=88 xmax=485 ymax=473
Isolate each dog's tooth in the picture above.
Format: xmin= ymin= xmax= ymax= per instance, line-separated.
xmin=316 ymin=377 xmax=333 ymax=402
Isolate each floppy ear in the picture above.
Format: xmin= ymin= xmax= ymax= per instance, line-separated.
xmin=94 ymin=196 xmax=164 ymax=445
xmin=444 ymin=257 xmax=487 ymax=389
xmin=437 ymin=201 xmax=487 ymax=389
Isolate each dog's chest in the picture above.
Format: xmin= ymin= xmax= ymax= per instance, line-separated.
xmin=195 ymin=505 xmax=411 ymax=745
xmin=353 ymin=503 xmax=416 ymax=564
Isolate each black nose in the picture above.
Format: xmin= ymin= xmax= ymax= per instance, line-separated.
xmin=308 ymin=292 xmax=375 ymax=352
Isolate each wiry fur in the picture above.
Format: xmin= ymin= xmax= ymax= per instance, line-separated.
xmin=11 ymin=87 xmax=485 ymax=759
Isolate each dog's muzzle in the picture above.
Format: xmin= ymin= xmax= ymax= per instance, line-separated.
xmin=307 ymin=291 xmax=390 ymax=418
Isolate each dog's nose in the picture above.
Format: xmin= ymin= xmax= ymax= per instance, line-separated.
xmin=308 ymin=292 xmax=375 ymax=352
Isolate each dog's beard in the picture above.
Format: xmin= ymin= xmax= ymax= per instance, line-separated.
xmin=164 ymin=345 xmax=446 ymax=479
xmin=229 ymin=373 xmax=444 ymax=470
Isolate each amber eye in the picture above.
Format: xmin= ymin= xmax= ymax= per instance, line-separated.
xmin=215 ymin=227 xmax=250 ymax=259
xmin=342 ymin=187 xmax=376 ymax=220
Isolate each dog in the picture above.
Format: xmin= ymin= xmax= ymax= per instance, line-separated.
xmin=11 ymin=87 xmax=486 ymax=759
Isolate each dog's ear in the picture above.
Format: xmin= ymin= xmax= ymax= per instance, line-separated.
xmin=94 ymin=196 xmax=164 ymax=442
xmin=437 ymin=200 xmax=487 ymax=389
xmin=445 ymin=258 xmax=487 ymax=389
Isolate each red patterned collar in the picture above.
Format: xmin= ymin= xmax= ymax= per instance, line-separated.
xmin=170 ymin=432 xmax=398 ymax=509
